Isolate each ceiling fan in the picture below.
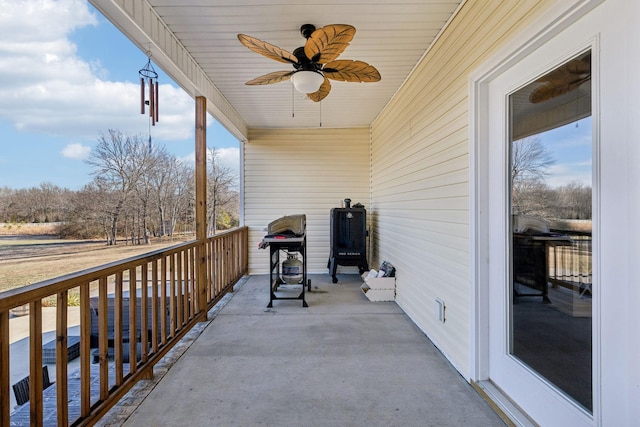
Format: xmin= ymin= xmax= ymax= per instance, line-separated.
xmin=238 ymin=24 xmax=381 ymax=102
xmin=529 ymin=53 xmax=591 ymax=104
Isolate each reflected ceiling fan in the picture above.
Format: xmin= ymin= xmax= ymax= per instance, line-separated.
xmin=238 ymin=24 xmax=381 ymax=102
xmin=529 ymin=53 xmax=591 ymax=104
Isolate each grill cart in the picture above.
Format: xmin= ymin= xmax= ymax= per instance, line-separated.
xmin=259 ymin=215 xmax=310 ymax=307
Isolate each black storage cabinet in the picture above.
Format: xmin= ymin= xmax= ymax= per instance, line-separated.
xmin=512 ymin=234 xmax=550 ymax=303
xmin=328 ymin=200 xmax=368 ymax=283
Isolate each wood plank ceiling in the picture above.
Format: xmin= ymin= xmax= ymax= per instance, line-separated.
xmin=116 ymin=0 xmax=463 ymax=130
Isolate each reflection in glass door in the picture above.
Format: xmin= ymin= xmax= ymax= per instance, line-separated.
xmin=509 ymin=50 xmax=592 ymax=411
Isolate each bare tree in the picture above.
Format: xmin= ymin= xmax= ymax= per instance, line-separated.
xmin=512 ymin=178 xmax=558 ymax=217
xmin=0 ymin=137 xmax=239 ymax=241
xmin=86 ymin=130 xmax=155 ymax=245
xmin=147 ymin=151 xmax=194 ymax=237
xmin=130 ymin=145 xmax=172 ymax=244
xmin=0 ymin=184 xmax=71 ymax=223
xmin=511 ymin=136 xmax=555 ymax=184
xmin=29 ymin=182 xmax=69 ymax=222
xmin=168 ymin=161 xmax=194 ymax=236
xmin=206 ymin=147 xmax=238 ymax=234
xmin=0 ymin=187 xmax=11 ymax=221
xmin=59 ymin=180 xmax=114 ymax=239
xmin=555 ymin=181 xmax=592 ymax=219
xmin=511 ymin=136 xmax=555 ymax=216
xmin=511 ymin=136 xmax=592 ymax=221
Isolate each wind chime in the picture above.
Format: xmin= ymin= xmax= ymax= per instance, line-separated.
xmin=139 ymin=57 xmax=159 ymax=126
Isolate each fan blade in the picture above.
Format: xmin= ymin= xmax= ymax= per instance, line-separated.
xmin=245 ymin=70 xmax=294 ymax=85
xmin=304 ymin=24 xmax=355 ymax=64
xmin=531 ymin=54 xmax=591 ymax=103
xmin=307 ymin=78 xmax=331 ymax=102
xmin=323 ymin=60 xmax=381 ymax=83
xmin=529 ymin=77 xmax=590 ymax=103
xmin=238 ymin=34 xmax=298 ymax=64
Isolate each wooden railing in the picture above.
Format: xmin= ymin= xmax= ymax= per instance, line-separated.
xmin=548 ymin=229 xmax=592 ymax=295
xmin=0 ymin=226 xmax=248 ymax=426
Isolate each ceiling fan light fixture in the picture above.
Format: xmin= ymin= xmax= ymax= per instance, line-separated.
xmin=239 ymin=24 xmax=379 ymax=102
xmin=291 ymin=70 xmax=324 ymax=94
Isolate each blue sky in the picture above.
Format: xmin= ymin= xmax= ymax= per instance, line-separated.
xmin=0 ymin=0 xmax=589 ymax=192
xmin=0 ymin=0 xmax=239 ymax=190
xmin=537 ymin=116 xmax=592 ymax=188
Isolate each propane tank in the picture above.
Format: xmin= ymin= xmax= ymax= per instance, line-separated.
xmin=282 ymin=254 xmax=303 ymax=284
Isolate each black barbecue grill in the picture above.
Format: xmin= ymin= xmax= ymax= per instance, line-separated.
xmin=259 ymin=214 xmax=310 ymax=307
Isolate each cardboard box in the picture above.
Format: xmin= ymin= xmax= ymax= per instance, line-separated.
xmin=361 ymin=273 xmax=396 ymax=302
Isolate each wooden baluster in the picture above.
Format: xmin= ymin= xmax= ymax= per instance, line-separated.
xmin=80 ymin=285 xmax=91 ymax=418
xmin=141 ymin=265 xmax=149 ymax=363
xmin=170 ymin=254 xmax=176 ymax=337
xmin=244 ymin=228 xmax=249 ymax=273
xmin=29 ymin=300 xmax=43 ymax=425
xmin=209 ymin=239 xmax=214 ymax=298
xmin=205 ymin=242 xmax=210 ymax=304
xmin=235 ymin=232 xmax=240 ymax=280
xmin=98 ymin=277 xmax=109 ymax=400
xmin=214 ymin=239 xmax=220 ymax=298
xmin=219 ymin=238 xmax=223 ymax=294
xmin=0 ymin=310 xmax=9 ymax=427
xmin=56 ymin=290 xmax=69 ymax=427
xmin=181 ymin=250 xmax=189 ymax=323
xmin=160 ymin=258 xmax=167 ymax=345
xmin=189 ymin=248 xmax=194 ymax=318
xmin=214 ymin=239 xmax=219 ymax=298
xmin=183 ymin=250 xmax=189 ymax=322
xmin=190 ymin=247 xmax=196 ymax=316
xmin=176 ymin=254 xmax=182 ymax=329
xmin=224 ymin=237 xmax=229 ymax=290
xmin=185 ymin=248 xmax=191 ymax=319
xmin=114 ymin=272 xmax=123 ymax=385
xmin=129 ymin=267 xmax=137 ymax=374
xmin=151 ymin=259 xmax=159 ymax=353
xmin=224 ymin=237 xmax=229 ymax=288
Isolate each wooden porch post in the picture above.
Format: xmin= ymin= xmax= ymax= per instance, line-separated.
xmin=195 ymin=96 xmax=208 ymax=320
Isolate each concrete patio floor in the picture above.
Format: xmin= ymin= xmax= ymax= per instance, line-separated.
xmin=100 ymin=274 xmax=506 ymax=426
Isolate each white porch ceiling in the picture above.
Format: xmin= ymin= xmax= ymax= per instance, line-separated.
xmin=92 ymin=0 xmax=463 ymax=137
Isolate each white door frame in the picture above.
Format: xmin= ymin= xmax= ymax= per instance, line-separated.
xmin=469 ymin=0 xmax=604 ymax=425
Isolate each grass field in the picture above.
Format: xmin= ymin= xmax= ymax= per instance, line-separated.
xmin=0 ymin=233 xmax=194 ymax=293
xmin=0 ymin=222 xmax=61 ymax=236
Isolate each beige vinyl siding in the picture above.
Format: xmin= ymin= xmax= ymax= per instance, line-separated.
xmin=370 ymin=0 xmax=554 ymax=377
xmin=244 ymin=128 xmax=370 ymax=275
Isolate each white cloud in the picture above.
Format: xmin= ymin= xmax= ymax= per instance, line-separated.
xmin=215 ymin=147 xmax=240 ymax=171
xmin=180 ymin=147 xmax=240 ymax=176
xmin=0 ymin=0 xmax=195 ymax=142
xmin=546 ymin=162 xmax=592 ymax=187
xmin=61 ymin=142 xmax=90 ymax=159
xmin=0 ymin=0 xmax=96 ymax=41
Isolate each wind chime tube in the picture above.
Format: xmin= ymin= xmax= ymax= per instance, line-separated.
xmin=140 ymin=77 xmax=145 ymax=114
xmin=149 ymin=78 xmax=155 ymax=126
xmin=155 ymin=80 xmax=159 ymax=123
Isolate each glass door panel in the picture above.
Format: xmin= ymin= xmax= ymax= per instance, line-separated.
xmin=509 ymin=50 xmax=593 ymax=412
